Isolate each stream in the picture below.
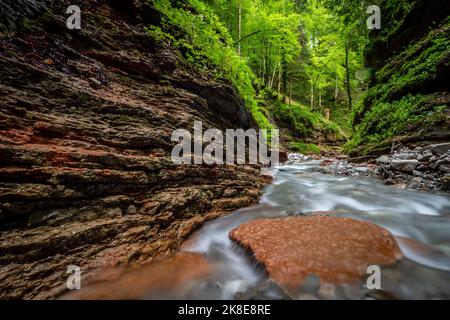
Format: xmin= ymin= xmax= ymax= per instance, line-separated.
xmin=161 ymin=160 xmax=450 ymax=299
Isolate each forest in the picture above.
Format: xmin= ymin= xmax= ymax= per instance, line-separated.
xmin=146 ymin=0 xmax=448 ymax=155
xmin=148 ymin=0 xmax=366 ymax=150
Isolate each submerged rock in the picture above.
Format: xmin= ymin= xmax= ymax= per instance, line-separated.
xmin=229 ymin=216 xmax=403 ymax=289
xmin=61 ymin=253 xmax=214 ymax=300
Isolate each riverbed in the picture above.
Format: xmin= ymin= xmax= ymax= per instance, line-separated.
xmin=159 ymin=160 xmax=450 ymax=299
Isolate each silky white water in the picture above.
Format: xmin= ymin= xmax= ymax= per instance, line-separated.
xmin=160 ymin=161 xmax=450 ymax=299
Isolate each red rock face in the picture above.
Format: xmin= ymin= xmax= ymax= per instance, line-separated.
xmin=230 ymin=216 xmax=403 ymax=288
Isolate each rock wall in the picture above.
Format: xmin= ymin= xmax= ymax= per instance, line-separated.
xmin=0 ymin=0 xmax=270 ymax=299
xmin=350 ymin=0 xmax=450 ymax=156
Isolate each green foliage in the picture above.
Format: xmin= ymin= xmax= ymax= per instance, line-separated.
xmin=306 ymin=0 xmax=368 ymax=106
xmin=146 ymin=0 xmax=446 ymax=156
xmin=348 ymin=20 xmax=450 ymax=154
xmin=366 ymin=27 xmax=450 ymax=105
xmin=272 ymin=102 xmax=315 ymax=137
xmin=262 ymin=89 xmax=344 ymax=139
xmin=209 ymin=0 xmax=301 ymax=85
xmin=147 ymin=0 xmax=366 ymax=141
xmin=365 ymin=0 xmax=416 ymax=58
xmin=207 ymin=0 xmax=366 ymax=125
xmin=289 ymin=142 xmax=321 ymax=154
xmin=149 ymin=0 xmax=272 ymax=129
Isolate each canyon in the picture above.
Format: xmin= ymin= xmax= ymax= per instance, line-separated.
xmin=0 ymin=0 xmax=449 ymax=300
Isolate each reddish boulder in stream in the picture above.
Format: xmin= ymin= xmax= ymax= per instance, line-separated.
xmin=230 ymin=216 xmax=403 ymax=288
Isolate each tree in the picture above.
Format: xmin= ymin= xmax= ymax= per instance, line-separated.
xmin=237 ymin=0 xmax=242 ymax=56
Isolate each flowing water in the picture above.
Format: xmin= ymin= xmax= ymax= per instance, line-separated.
xmin=166 ymin=160 xmax=450 ymax=299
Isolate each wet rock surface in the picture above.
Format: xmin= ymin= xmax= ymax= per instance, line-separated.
xmin=286 ymin=153 xmax=378 ymax=178
xmin=229 ymin=216 xmax=403 ymax=289
xmin=0 ymin=0 xmax=270 ymax=299
xmin=61 ymin=252 xmax=214 ymax=300
xmin=286 ymin=144 xmax=450 ymax=192
xmin=376 ymin=146 xmax=450 ymax=191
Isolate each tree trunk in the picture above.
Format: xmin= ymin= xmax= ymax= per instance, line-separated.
xmin=319 ymin=88 xmax=322 ymax=109
xmin=289 ymin=82 xmax=292 ymax=108
xmin=345 ymin=45 xmax=352 ymax=110
xmin=237 ymin=1 xmax=242 ymax=56
xmin=269 ymin=61 xmax=278 ymax=88
xmin=262 ymin=55 xmax=266 ymax=82
xmin=334 ymin=73 xmax=339 ymax=104
xmin=265 ymin=41 xmax=271 ymax=86
xmin=310 ymin=83 xmax=314 ymax=109
xmin=225 ymin=1 xmax=231 ymax=34
xmin=277 ymin=61 xmax=282 ymax=94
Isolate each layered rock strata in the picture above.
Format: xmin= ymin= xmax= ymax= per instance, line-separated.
xmin=0 ymin=0 xmax=270 ymax=299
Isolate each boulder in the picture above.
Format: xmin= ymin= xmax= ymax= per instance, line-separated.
xmin=393 ymin=152 xmax=419 ymax=160
xmin=407 ymin=177 xmax=423 ymax=189
xmin=440 ymin=165 xmax=450 ymax=173
xmin=230 ymin=216 xmax=403 ymax=288
xmin=280 ymin=151 xmax=289 ymax=163
xmin=430 ymin=160 xmax=440 ymax=170
xmin=418 ymin=151 xmax=433 ymax=162
xmin=412 ymin=170 xmax=424 ymax=177
xmin=355 ymin=166 xmax=369 ymax=173
xmin=442 ymin=174 xmax=450 ymax=191
xmin=390 ymin=159 xmax=418 ymax=173
xmin=431 ymin=143 xmax=450 ymax=155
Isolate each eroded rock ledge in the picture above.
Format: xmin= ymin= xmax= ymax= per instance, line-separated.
xmin=0 ymin=0 xmax=270 ymax=299
xmin=230 ymin=216 xmax=403 ymax=289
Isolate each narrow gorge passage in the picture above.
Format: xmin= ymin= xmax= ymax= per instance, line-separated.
xmin=1 ymin=0 xmax=449 ymax=304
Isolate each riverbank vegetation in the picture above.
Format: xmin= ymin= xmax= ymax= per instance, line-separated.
xmin=147 ymin=0 xmax=449 ymax=154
